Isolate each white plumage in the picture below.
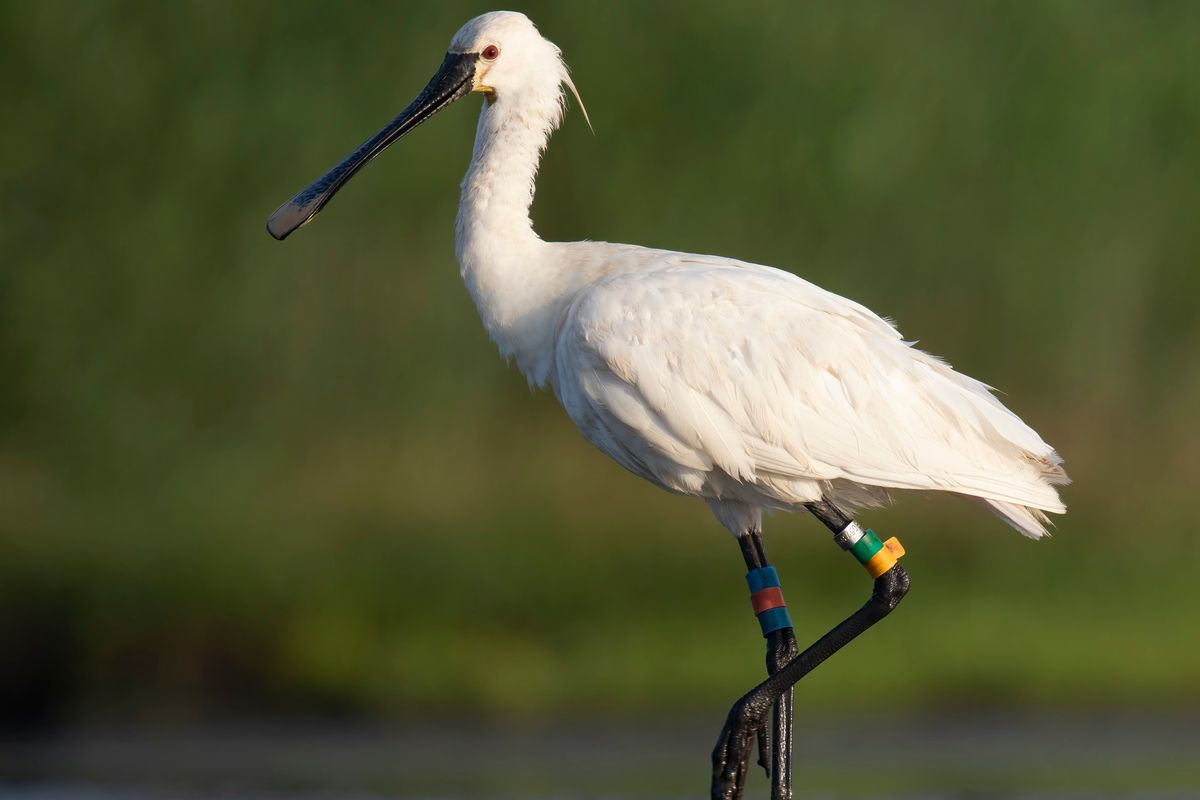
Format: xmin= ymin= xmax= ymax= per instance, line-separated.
xmin=552 ymin=249 xmax=1066 ymax=537
xmin=275 ymin=11 xmax=1069 ymax=539
xmin=263 ymin=16 xmax=1070 ymax=795
xmin=449 ymin=12 xmax=1067 ymax=539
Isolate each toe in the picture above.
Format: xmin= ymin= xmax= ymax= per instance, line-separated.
xmin=755 ymin=717 xmax=770 ymax=776
xmin=710 ymin=703 xmax=759 ymax=800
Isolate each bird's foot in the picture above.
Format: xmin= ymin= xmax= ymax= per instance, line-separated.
xmin=711 ymin=695 xmax=770 ymax=800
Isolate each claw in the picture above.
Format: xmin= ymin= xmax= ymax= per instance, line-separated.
xmin=710 ymin=699 xmax=763 ymax=800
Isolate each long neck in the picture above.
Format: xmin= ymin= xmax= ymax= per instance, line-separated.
xmin=456 ymin=97 xmax=549 ymax=253
xmin=455 ymin=92 xmax=573 ymax=387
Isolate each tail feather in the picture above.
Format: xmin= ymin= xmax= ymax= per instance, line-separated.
xmin=981 ymin=498 xmax=1056 ymax=539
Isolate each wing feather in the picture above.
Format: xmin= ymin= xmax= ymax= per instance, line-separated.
xmin=552 ymin=248 xmax=1067 ymax=536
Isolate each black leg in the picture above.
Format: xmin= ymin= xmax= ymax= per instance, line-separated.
xmin=712 ymin=503 xmax=911 ymax=800
xmin=766 ymin=632 xmax=797 ymax=800
xmin=737 ymin=531 xmax=799 ymax=799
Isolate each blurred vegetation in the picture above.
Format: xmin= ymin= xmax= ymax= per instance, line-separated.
xmin=2 ymin=1 xmax=1198 ymax=727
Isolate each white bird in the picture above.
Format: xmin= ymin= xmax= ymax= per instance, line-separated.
xmin=268 ymin=12 xmax=1068 ymax=799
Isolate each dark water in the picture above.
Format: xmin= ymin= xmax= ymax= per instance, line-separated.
xmin=2 ymin=714 xmax=1197 ymax=799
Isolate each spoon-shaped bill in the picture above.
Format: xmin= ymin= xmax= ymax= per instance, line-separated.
xmin=267 ymin=51 xmax=476 ymax=241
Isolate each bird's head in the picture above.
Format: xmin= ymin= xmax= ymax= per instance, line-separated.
xmin=453 ymin=12 xmax=577 ymax=107
xmin=267 ymin=11 xmax=587 ymax=241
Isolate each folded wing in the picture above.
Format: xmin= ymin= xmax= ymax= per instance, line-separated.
xmin=553 ymin=249 xmax=1067 ymax=537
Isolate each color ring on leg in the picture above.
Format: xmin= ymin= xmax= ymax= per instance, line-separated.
xmin=865 ymin=536 xmax=906 ymax=577
xmin=750 ymin=586 xmax=786 ymax=614
xmin=756 ymin=606 xmax=793 ymax=636
xmin=745 ymin=565 xmax=781 ymax=592
xmin=848 ymin=529 xmax=885 ymax=564
xmin=746 ymin=566 xmax=793 ymax=636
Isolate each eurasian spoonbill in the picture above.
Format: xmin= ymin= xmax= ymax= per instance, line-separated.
xmin=267 ymin=12 xmax=1069 ymax=799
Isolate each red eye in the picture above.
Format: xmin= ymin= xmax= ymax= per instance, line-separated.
xmin=482 ymin=44 xmax=500 ymax=61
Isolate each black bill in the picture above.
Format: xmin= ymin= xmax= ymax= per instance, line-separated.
xmin=267 ymin=51 xmax=477 ymax=241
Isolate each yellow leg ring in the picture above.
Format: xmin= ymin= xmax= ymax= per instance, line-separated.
xmin=864 ymin=536 xmax=906 ymax=578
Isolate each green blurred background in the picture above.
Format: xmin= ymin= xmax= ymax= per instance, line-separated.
xmin=2 ymin=0 xmax=1198 ymax=734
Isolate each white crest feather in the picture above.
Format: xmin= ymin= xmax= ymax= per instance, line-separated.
xmin=562 ymin=71 xmax=592 ymax=133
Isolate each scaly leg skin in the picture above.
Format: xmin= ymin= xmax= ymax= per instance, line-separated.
xmin=713 ymin=504 xmax=911 ymax=800
xmin=766 ymin=629 xmax=798 ymax=799
xmin=738 ymin=531 xmax=799 ymax=799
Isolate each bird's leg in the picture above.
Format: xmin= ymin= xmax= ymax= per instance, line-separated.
xmin=712 ymin=502 xmax=911 ymax=800
xmin=737 ymin=531 xmax=798 ymax=799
